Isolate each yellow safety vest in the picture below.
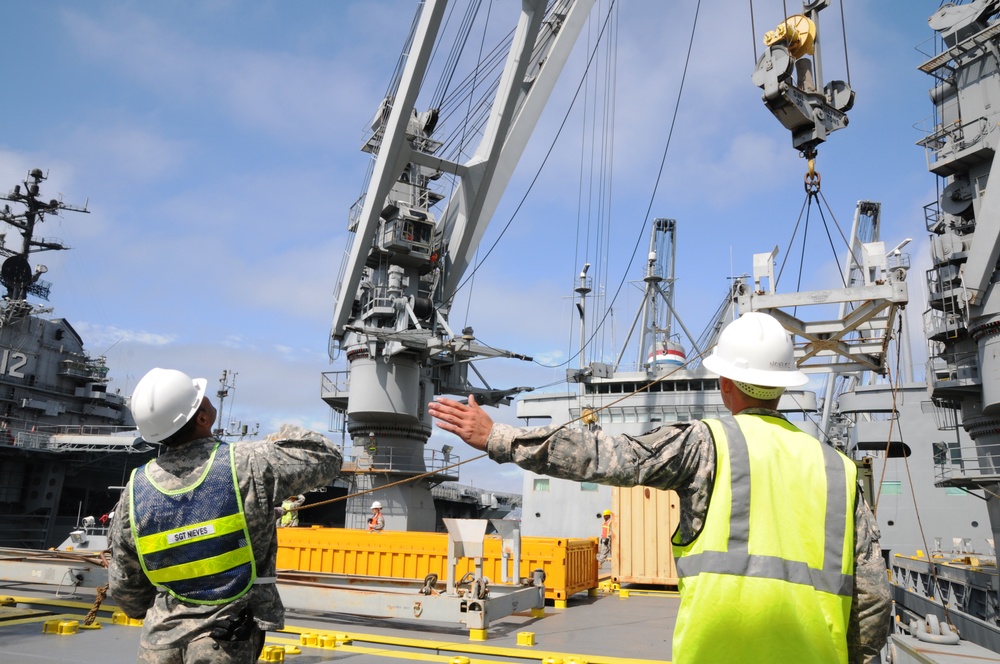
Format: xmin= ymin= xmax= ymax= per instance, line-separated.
xmin=671 ymin=414 xmax=856 ymax=664
xmin=130 ymin=442 xmax=256 ymax=605
xmin=280 ymin=498 xmax=299 ymax=527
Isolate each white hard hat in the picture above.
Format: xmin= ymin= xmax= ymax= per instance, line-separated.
xmin=371 ymin=501 xmax=382 ymax=510
xmin=702 ymin=312 xmax=808 ymax=387
xmin=130 ymin=368 xmax=208 ymax=443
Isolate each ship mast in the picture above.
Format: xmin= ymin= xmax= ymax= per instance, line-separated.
xmin=0 ymin=169 xmax=88 ymax=323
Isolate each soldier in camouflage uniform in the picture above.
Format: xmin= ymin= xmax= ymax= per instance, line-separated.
xmin=429 ymin=313 xmax=892 ymax=664
xmin=108 ymin=368 xmax=342 ymax=663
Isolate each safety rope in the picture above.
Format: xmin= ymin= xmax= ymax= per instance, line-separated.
xmin=84 ymin=582 xmax=108 ymax=626
xmin=288 ymin=452 xmax=487 ymax=514
xmin=875 ymin=318 xmax=954 ymax=629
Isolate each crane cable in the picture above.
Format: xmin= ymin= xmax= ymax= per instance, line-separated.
xmin=291 ymin=452 xmax=487 ymax=514
xmin=874 ymin=317 xmax=956 ymax=630
xmin=437 ymin=0 xmax=703 ymax=374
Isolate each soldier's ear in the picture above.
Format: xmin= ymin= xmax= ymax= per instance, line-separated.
xmin=197 ymin=404 xmax=213 ymax=426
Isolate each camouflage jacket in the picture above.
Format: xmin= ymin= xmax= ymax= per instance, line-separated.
xmin=487 ymin=408 xmax=892 ymax=664
xmin=108 ymin=425 xmax=342 ymax=649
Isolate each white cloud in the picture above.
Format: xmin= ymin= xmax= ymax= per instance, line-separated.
xmin=71 ymin=322 xmax=175 ymax=349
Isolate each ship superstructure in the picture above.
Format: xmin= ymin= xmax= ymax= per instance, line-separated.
xmin=873 ymin=1 xmax=1000 ymax=653
xmin=0 ymin=169 xmax=151 ymax=548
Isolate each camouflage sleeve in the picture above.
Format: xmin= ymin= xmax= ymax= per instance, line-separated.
xmin=106 ymin=489 xmax=157 ymax=619
xmin=256 ymin=424 xmax=344 ymax=504
xmin=486 ymin=420 xmax=711 ymax=490
xmin=848 ymin=486 xmax=892 ymax=664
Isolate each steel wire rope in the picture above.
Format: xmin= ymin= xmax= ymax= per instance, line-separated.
xmin=818 ymin=189 xmax=865 ymax=276
xmin=289 ymin=452 xmax=488 ymax=513
xmin=435 ymin=62 xmax=503 ymax=158
xmin=396 ymin=4 xmax=503 ymax=334
xmin=436 ymin=0 xmax=621 ymax=316
xmin=773 ymin=191 xmax=809 ymax=289
xmin=596 ymin=4 xmax=619 ymax=357
xmin=568 ymin=14 xmax=593 ymax=369
xmin=460 ymin=0 xmax=496 ymax=331
xmin=433 ymin=9 xmax=584 ymax=198
xmin=814 ymin=198 xmax=850 ymax=289
xmin=560 ymin=0 xmax=705 ymax=372
xmin=446 ymin=0 xmax=704 ymax=381
xmin=433 ymin=20 xmax=508 ymax=157
xmin=872 ymin=318 xmax=903 ymax=517
xmin=570 ymin=0 xmax=614 ymax=367
xmin=335 ymin=2 xmax=425 ymax=321
xmin=874 ymin=321 xmax=956 ymax=629
xmin=429 ymin=0 xmax=481 ymax=110
xmin=838 ymin=0 xmax=851 ymax=86
xmin=775 ymin=186 xmax=860 ymax=320
xmin=794 ymin=199 xmax=811 ymax=296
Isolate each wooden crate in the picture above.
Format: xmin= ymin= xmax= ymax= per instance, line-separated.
xmin=611 ymin=485 xmax=679 ymax=586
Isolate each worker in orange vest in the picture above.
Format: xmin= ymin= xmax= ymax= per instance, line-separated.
xmin=598 ymin=509 xmax=614 ymax=565
xmin=367 ymin=501 xmax=385 ymax=533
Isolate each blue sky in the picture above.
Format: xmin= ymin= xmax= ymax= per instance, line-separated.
xmin=0 ymin=1 xmax=945 ymax=492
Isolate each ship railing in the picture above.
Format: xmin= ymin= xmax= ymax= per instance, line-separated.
xmin=926 ymin=347 xmax=980 ymax=388
xmin=358 ymin=291 xmax=396 ymax=320
xmin=927 ymin=400 xmax=960 ymax=432
xmin=329 ymin=193 xmax=366 ymax=361
xmin=934 ymin=439 xmax=1000 ymax=483
xmin=923 ymin=308 xmax=964 ymax=341
xmin=347 ymin=193 xmax=365 ymax=233
xmin=320 ymin=371 xmax=349 ymax=411
xmin=886 ymin=253 xmax=910 ymax=271
xmin=923 ymin=200 xmax=942 ymax=233
xmin=10 ymin=429 xmax=143 ymax=453
xmin=342 ymin=446 xmax=460 ymax=478
xmin=919 ymin=115 xmax=991 ymax=168
xmin=12 ymin=431 xmax=60 ymax=450
xmin=31 ymin=423 xmax=137 ymax=436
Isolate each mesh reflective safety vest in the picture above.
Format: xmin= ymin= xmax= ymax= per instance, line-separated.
xmin=671 ymin=414 xmax=857 ymax=664
xmin=129 ymin=442 xmax=256 ymax=604
xmin=280 ymin=498 xmax=298 ymax=527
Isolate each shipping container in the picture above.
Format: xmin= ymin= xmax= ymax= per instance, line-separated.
xmin=611 ymin=485 xmax=679 ymax=586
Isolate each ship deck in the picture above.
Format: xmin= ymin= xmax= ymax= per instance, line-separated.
xmin=0 ymin=579 xmax=679 ymax=663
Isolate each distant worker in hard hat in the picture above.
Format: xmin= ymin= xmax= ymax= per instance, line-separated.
xmin=429 ymin=312 xmax=891 ymax=664
xmin=107 ymin=368 xmax=342 ymax=663
xmin=276 ymin=494 xmax=306 ymax=528
xmin=367 ymin=501 xmax=385 ymax=533
xmin=597 ymin=510 xmax=614 ymax=565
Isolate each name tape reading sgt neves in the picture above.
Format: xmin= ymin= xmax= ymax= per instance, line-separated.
xmin=167 ymin=524 xmax=216 ymax=545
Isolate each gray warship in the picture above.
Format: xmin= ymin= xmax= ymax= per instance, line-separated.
xmin=0 ymin=169 xmax=151 ymax=549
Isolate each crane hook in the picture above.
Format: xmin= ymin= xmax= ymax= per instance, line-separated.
xmin=804 ymin=158 xmax=821 ymax=194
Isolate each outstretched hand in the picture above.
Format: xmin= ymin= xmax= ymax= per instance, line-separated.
xmin=428 ymin=395 xmax=494 ymax=451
